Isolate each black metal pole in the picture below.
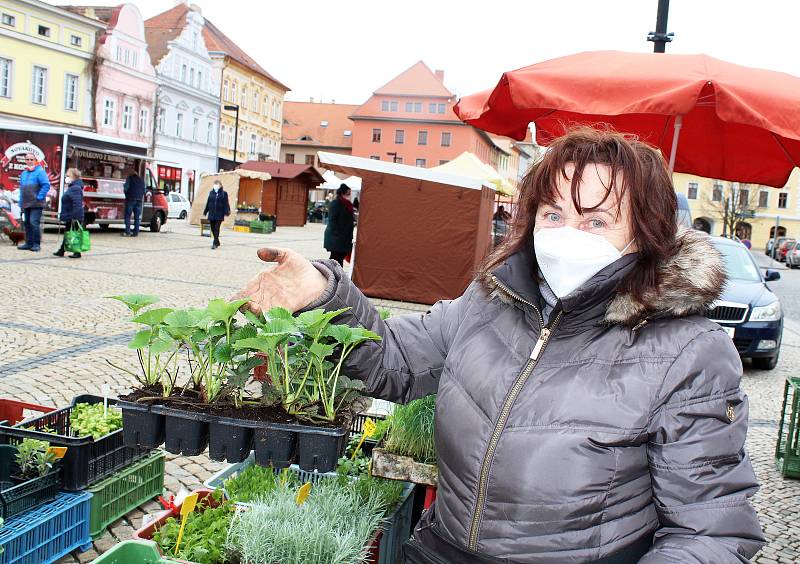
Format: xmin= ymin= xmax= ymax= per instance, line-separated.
xmin=232 ymin=106 xmax=240 ymax=164
xmin=648 ymin=0 xmax=672 ymax=53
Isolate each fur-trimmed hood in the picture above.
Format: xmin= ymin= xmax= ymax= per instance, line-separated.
xmin=488 ymin=228 xmax=726 ymax=328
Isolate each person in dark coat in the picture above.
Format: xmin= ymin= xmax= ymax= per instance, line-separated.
xmin=123 ymin=164 xmax=145 ymax=237
xmin=17 ymin=152 xmax=50 ymax=252
xmin=323 ymin=184 xmax=354 ymax=266
xmin=203 ymin=180 xmax=230 ymax=249
xmin=54 ymin=168 xmax=85 ymax=258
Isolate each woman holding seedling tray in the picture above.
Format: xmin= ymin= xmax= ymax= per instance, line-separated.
xmin=235 ymin=127 xmax=763 ymax=563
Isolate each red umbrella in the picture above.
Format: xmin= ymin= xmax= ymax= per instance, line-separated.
xmin=454 ymin=51 xmax=800 ymax=187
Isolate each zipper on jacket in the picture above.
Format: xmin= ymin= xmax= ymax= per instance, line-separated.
xmin=468 ymin=277 xmax=562 ymax=551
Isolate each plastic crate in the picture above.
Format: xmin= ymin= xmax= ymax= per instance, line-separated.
xmin=90 ymin=539 xmax=181 ymax=563
xmin=0 ymin=491 xmax=92 ymax=563
xmin=0 ymin=399 xmax=54 ymax=426
xmin=776 ymin=377 xmax=800 ymax=478
xmin=375 ymin=481 xmax=415 ymax=564
xmin=0 ymin=395 xmax=152 ymax=491
xmin=249 ymin=220 xmax=274 ymax=234
xmin=232 ymin=225 xmax=250 ymax=233
xmin=0 ymin=444 xmax=62 ymax=520
xmin=88 ymin=450 xmax=165 ymax=538
xmin=203 ymin=451 xmax=340 ymax=502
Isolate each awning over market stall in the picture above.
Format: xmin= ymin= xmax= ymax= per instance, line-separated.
xmin=189 ymin=169 xmax=272 ymax=229
xmin=318 ymin=152 xmax=495 ymax=305
xmin=432 ymin=152 xmax=515 ymax=196
xmin=318 ymin=170 xmax=362 ymax=192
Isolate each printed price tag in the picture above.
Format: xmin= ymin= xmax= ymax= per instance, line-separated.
xmin=363 ymin=418 xmax=377 ymax=437
xmin=296 ymin=482 xmax=312 ymax=505
xmin=47 ymin=446 xmax=67 ymax=459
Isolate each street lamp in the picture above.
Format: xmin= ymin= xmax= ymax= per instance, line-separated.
xmin=224 ymin=103 xmax=240 ymax=164
xmin=386 ymin=151 xmax=398 ymax=163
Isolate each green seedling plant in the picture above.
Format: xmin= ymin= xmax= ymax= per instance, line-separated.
xmin=15 ymin=438 xmax=56 ymax=479
xmin=383 ymin=395 xmax=437 ymax=465
xmin=223 ymin=462 xmax=298 ymax=504
xmin=70 ymin=402 xmax=123 ymax=439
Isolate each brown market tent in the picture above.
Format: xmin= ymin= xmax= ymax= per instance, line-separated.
xmin=238 ymin=162 xmax=325 ymax=226
xmin=189 ymin=169 xmax=272 ymax=229
xmin=318 ymin=152 xmax=495 ymax=305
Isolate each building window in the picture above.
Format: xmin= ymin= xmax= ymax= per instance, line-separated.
xmin=228 ymin=125 xmax=234 ymax=149
xmin=219 ymin=123 xmax=226 ymax=147
xmin=286 ymin=153 xmax=295 ymax=163
xmin=139 ymin=108 xmax=148 ymax=135
xmin=38 ymin=25 xmax=50 ymax=37
xmin=189 ymin=68 xmax=195 ymax=86
xmin=438 ymin=103 xmax=445 ymax=113
xmin=103 ymin=99 xmax=115 ymax=126
xmin=206 ymin=121 xmax=213 ymax=145
xmin=237 ymin=130 xmax=243 ymax=152
xmin=192 ymin=117 xmax=199 ymax=141
xmin=439 ymin=159 xmax=449 ymax=165
xmin=370 ymin=155 xmax=380 ymax=160
xmin=249 ymin=133 xmax=256 ymax=155
xmin=0 ymin=58 xmax=11 ymax=98
xmin=712 ymin=183 xmax=723 ymax=202
xmin=416 ymin=158 xmax=426 ymax=167
xmin=414 ymin=102 xmax=422 ymax=112
xmin=181 ymin=64 xmax=187 ymax=82
xmin=320 ymin=120 xmax=328 ymax=127
xmin=31 ymin=66 xmax=47 ymax=105
xmin=197 ymin=71 xmax=202 ymax=89
xmin=381 ymin=100 xmax=389 ymax=111
xmin=372 ymin=128 xmax=382 ymax=143
xmin=738 ymin=188 xmax=749 ymax=207
xmin=122 ymin=104 xmax=133 ymax=130
xmin=231 ymin=82 xmax=237 ymax=103
xmin=429 ymin=103 xmax=436 ymax=113
xmin=223 ymin=80 xmax=229 ymax=101
xmin=131 ymin=51 xmax=138 ymax=69
xmin=418 ymin=131 xmax=428 ymax=145
xmin=687 ymin=182 xmax=698 ymax=200
xmin=441 ymin=132 xmax=451 ymax=147
xmin=305 ymin=154 xmax=315 ymax=165
xmin=390 ymin=101 xmax=398 ymax=111
xmin=1 ymin=13 xmax=15 ymax=26
xmin=263 ymin=95 xmax=269 ymax=116
xmin=343 ymin=130 xmax=352 ymax=136
xmin=395 ymin=156 xmax=403 ymax=164
xmin=70 ymin=35 xmax=82 ymax=47
xmin=779 ymin=192 xmax=788 ymax=209
xmin=176 ymin=113 xmax=183 ymax=138
xmin=405 ymin=101 xmax=413 ymax=112
xmin=242 ymin=86 xmax=248 ymax=109
xmin=395 ymin=129 xmax=404 ymax=144
xmin=157 ymin=107 xmax=165 ymax=133
xmin=758 ymin=191 xmax=769 ymax=208
xmin=253 ymin=90 xmax=259 ymax=112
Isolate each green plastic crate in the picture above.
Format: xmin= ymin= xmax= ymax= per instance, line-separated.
xmin=249 ymin=220 xmax=275 ymax=234
xmin=91 ymin=539 xmax=180 ymax=563
xmin=776 ymin=377 xmax=800 ymax=478
xmin=88 ymin=451 xmax=165 ymax=538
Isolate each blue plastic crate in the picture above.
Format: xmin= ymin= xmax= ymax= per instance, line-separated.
xmin=0 ymin=491 xmax=92 ymax=564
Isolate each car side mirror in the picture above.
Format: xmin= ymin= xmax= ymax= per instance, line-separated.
xmin=765 ymin=270 xmax=781 ymax=282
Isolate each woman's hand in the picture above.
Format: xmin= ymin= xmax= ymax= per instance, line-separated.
xmin=233 ymin=248 xmax=328 ymax=314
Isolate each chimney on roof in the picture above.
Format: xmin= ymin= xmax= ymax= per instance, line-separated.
xmin=435 ymin=70 xmax=445 ymax=83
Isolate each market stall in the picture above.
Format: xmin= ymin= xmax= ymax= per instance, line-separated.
xmin=238 ymin=161 xmax=325 ymax=227
xmin=318 ymin=152 xmax=495 ymax=304
xmin=189 ymin=169 xmax=272 ymax=230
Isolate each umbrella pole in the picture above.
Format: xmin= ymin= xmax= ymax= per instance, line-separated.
xmin=668 ymin=115 xmax=683 ymax=173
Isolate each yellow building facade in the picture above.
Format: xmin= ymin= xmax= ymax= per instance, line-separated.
xmin=217 ymin=59 xmax=286 ymax=163
xmin=0 ymin=0 xmax=103 ymax=128
xmin=673 ymin=169 xmax=800 ymax=250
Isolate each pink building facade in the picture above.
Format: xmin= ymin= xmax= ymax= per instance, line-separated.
xmin=73 ymin=5 xmax=157 ymax=143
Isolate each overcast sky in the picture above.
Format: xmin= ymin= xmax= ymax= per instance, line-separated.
xmin=54 ymin=0 xmax=800 ymax=105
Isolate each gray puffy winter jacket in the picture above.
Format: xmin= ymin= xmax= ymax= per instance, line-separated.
xmin=308 ymin=229 xmax=764 ymax=562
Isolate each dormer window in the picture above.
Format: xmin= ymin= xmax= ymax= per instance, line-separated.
xmin=344 ymin=130 xmax=352 ymax=137
xmin=70 ymin=35 xmax=81 ymax=47
xmin=320 ymin=120 xmax=328 ymax=127
xmin=299 ymin=135 xmax=313 ymax=141
xmin=38 ymin=25 xmax=50 ymax=37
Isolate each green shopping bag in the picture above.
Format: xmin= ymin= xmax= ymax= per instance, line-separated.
xmin=64 ymin=221 xmax=90 ymax=253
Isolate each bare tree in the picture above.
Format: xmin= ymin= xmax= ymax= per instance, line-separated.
xmin=705 ymin=182 xmax=756 ymax=238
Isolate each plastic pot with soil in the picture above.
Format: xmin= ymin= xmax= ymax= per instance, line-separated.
xmin=109 ymin=296 xmax=380 ymax=471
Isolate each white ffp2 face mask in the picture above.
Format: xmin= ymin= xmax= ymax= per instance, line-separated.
xmin=534 ymin=226 xmax=633 ymax=298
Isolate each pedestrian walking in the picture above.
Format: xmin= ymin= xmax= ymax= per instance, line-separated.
xmin=323 ymin=184 xmax=354 ymax=266
xmin=235 ymin=127 xmax=763 ymax=563
xmin=122 ymin=164 xmax=145 ymax=237
xmin=54 ymin=168 xmax=85 ymax=259
xmin=203 ymin=180 xmax=230 ymax=249
xmin=17 ymin=152 xmax=50 ymax=252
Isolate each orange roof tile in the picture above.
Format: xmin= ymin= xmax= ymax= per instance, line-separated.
xmin=143 ymin=3 xmax=189 ymax=67
xmin=374 ymin=61 xmax=452 ymax=97
xmin=202 ymin=20 xmax=289 ymax=91
xmin=282 ymin=102 xmax=358 ymax=149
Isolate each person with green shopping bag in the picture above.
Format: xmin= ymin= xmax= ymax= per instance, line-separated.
xmin=54 ymin=168 xmax=85 ymax=259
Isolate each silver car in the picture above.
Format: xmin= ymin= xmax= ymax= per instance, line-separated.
xmin=786 ymin=241 xmax=800 ymax=268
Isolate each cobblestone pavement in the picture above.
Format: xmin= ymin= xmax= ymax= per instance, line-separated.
xmin=0 ymin=221 xmax=798 ymax=562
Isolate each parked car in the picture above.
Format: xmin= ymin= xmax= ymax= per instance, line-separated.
xmin=786 ymin=241 xmax=800 ymax=269
xmin=766 ymin=236 xmax=790 ymax=258
xmin=708 ymin=237 xmax=783 ymax=370
xmin=167 ymin=192 xmax=191 ymax=220
xmin=778 ymin=238 xmax=797 ymax=262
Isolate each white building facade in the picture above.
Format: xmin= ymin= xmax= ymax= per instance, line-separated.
xmin=145 ymin=6 xmax=219 ymax=201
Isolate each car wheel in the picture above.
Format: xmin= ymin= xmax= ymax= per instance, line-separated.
xmin=752 ymin=354 xmax=779 ymax=370
xmin=149 ymin=212 xmax=163 ymax=232
xmin=179 ymin=210 xmax=187 ymax=220
xmin=99 ymin=223 xmax=111 ymax=231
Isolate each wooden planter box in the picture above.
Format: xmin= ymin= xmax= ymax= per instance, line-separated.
xmin=371 ymin=448 xmax=438 ymax=487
